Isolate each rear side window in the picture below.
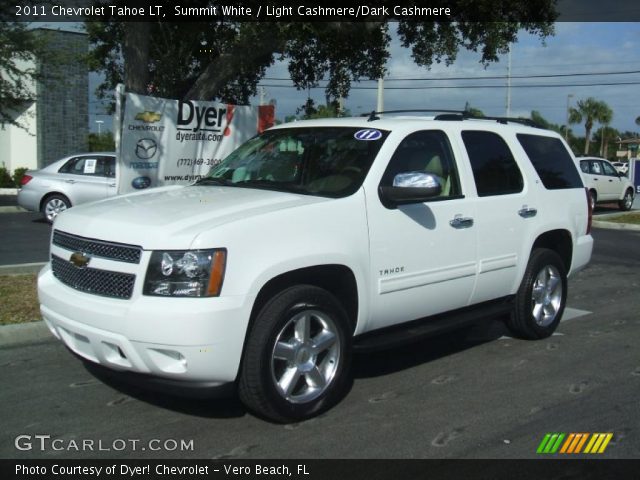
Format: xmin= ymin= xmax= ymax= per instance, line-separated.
xmin=461 ymin=131 xmax=524 ymax=197
xmin=517 ymin=134 xmax=583 ymax=189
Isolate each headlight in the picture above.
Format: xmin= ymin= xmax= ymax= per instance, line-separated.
xmin=143 ymin=249 xmax=227 ymax=297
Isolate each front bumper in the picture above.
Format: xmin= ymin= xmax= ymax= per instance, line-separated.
xmin=38 ymin=264 xmax=254 ymax=385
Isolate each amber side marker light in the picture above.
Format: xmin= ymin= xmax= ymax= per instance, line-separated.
xmin=207 ymin=250 xmax=227 ymax=296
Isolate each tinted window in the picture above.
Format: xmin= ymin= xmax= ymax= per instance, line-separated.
xmin=59 ymin=156 xmax=114 ymax=177
xmin=461 ymin=131 xmax=523 ymax=196
xmin=381 ymin=130 xmax=461 ymax=198
xmin=580 ymin=161 xmax=589 ymax=173
xmin=602 ymin=161 xmax=618 ymax=176
xmin=517 ymin=134 xmax=583 ymax=189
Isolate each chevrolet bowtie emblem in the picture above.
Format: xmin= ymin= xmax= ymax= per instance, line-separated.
xmin=70 ymin=252 xmax=91 ymax=268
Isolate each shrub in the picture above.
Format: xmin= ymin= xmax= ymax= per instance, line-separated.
xmin=12 ymin=167 xmax=29 ymax=188
xmin=0 ymin=167 xmax=14 ymax=188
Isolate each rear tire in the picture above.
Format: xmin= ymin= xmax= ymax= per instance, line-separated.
xmin=507 ymin=249 xmax=567 ymax=340
xmin=41 ymin=194 xmax=71 ymax=223
xmin=618 ymin=189 xmax=634 ymax=211
xmin=238 ymin=285 xmax=352 ymax=423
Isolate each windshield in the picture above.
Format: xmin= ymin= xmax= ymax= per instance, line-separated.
xmin=202 ymin=127 xmax=389 ymax=198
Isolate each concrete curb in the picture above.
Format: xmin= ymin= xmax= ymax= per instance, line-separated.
xmin=0 ymin=321 xmax=51 ymax=347
xmin=0 ymin=262 xmax=46 ymax=274
xmin=592 ymin=220 xmax=640 ymax=232
xmin=0 ymin=206 xmax=27 ymax=213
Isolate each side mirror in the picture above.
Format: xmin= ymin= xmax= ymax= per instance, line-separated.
xmin=379 ymin=172 xmax=442 ymax=208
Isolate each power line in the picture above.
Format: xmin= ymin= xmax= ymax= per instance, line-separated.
xmin=263 ymin=69 xmax=640 ymax=83
xmin=259 ymin=81 xmax=640 ymax=90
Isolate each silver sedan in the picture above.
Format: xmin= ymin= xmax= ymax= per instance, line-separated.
xmin=17 ymin=152 xmax=117 ymax=222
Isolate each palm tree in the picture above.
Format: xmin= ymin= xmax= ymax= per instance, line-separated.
xmin=636 ymin=115 xmax=640 ymax=126
xmin=568 ymin=98 xmax=613 ymax=155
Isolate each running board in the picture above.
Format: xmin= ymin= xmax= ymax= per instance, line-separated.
xmin=353 ymin=297 xmax=514 ymax=353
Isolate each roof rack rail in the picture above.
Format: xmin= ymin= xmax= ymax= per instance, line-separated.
xmin=362 ymin=109 xmax=544 ymax=129
xmin=363 ymin=109 xmax=466 ymax=122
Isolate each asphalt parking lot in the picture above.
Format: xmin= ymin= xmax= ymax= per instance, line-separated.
xmin=0 ymin=199 xmax=639 ymax=459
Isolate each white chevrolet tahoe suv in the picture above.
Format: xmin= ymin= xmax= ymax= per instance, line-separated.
xmin=38 ymin=112 xmax=593 ymax=422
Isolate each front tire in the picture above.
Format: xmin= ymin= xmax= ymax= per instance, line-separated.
xmin=619 ymin=189 xmax=634 ymax=211
xmin=238 ymin=285 xmax=352 ymax=422
xmin=507 ymin=249 xmax=567 ymax=340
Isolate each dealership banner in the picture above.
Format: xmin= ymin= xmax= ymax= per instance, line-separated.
xmin=117 ymin=91 xmax=274 ymax=194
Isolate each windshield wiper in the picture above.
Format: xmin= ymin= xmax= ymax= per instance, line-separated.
xmin=193 ymin=177 xmax=232 ymax=186
xmin=234 ymin=179 xmax=304 ymax=194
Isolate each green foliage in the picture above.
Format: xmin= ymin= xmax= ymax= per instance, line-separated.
xmin=0 ymin=167 xmax=14 ymax=188
xmin=568 ymin=97 xmax=613 ymax=155
xmin=88 ymin=132 xmax=116 ymax=152
xmin=12 ymin=167 xmax=29 ymax=187
xmin=85 ymin=1 xmax=555 ymax=113
xmin=0 ymin=23 xmax=45 ymax=129
xmin=464 ymin=102 xmax=485 ymax=117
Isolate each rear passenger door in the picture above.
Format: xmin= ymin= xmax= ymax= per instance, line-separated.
xmin=57 ymin=155 xmax=112 ymax=205
xmin=460 ymin=130 xmax=537 ymax=305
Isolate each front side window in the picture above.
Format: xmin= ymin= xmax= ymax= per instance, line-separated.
xmin=380 ymin=130 xmax=462 ymax=198
xmin=462 ymin=130 xmax=524 ymax=197
xmin=602 ymin=161 xmax=618 ymax=176
xmin=203 ymin=127 xmax=389 ymax=198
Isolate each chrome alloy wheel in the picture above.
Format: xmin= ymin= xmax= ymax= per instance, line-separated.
xmin=531 ymin=265 xmax=563 ymax=327
xmin=623 ymin=191 xmax=633 ymax=210
xmin=45 ymin=198 xmax=68 ymax=222
xmin=270 ymin=309 xmax=340 ymax=404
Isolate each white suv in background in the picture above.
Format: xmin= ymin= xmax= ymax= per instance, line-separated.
xmin=38 ymin=112 xmax=593 ymax=422
xmin=579 ymin=157 xmax=634 ymax=211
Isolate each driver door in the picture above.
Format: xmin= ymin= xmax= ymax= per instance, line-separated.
xmin=365 ymin=130 xmax=478 ymax=330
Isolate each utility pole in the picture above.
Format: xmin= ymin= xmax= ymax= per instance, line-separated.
xmin=376 ymin=77 xmax=384 ymax=114
xmin=506 ymin=47 xmax=511 ymax=117
xmin=565 ymin=94 xmax=574 ymax=141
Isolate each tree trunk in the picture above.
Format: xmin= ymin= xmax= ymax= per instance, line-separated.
xmin=123 ymin=23 xmax=150 ymax=94
xmin=584 ymin=127 xmax=591 ymax=155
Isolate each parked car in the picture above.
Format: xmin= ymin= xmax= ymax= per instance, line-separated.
xmin=579 ymin=157 xmax=635 ymax=210
xmin=38 ymin=114 xmax=592 ymax=422
xmin=611 ymin=161 xmax=629 ymax=176
xmin=17 ymin=152 xmax=117 ymax=222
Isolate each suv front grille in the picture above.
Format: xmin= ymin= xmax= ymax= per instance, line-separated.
xmin=51 ymin=255 xmax=135 ymax=300
xmin=53 ymin=230 xmax=142 ymax=264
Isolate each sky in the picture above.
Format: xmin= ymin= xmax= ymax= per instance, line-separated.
xmin=82 ymin=22 xmax=640 ymax=136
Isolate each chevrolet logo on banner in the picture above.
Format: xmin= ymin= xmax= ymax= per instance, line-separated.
xmin=537 ymin=433 xmax=613 ymax=454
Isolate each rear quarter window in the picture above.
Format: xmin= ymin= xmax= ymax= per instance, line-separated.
xmin=517 ymin=134 xmax=583 ymax=189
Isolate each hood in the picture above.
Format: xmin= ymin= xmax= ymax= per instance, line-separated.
xmin=53 ymin=185 xmax=328 ymax=249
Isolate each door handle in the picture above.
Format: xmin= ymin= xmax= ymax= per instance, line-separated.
xmin=65 ymin=179 xmax=76 ymax=184
xmin=518 ymin=206 xmax=537 ymax=218
xmin=450 ymin=215 xmax=474 ymax=229
xmin=109 ymin=183 xmax=116 ymax=187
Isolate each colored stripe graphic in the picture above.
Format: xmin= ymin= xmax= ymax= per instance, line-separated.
xmin=539 ymin=433 xmax=614 ymax=454
xmin=537 ymin=433 xmax=565 ymax=453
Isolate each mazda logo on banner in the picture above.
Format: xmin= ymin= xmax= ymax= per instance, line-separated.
xmin=135 ymin=138 xmax=158 ymax=159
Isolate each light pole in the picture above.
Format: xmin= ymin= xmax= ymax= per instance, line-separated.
xmin=95 ymin=120 xmax=104 ymax=135
xmin=565 ymin=94 xmax=574 ymax=141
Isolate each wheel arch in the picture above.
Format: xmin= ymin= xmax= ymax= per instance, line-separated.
xmin=248 ymin=264 xmax=359 ymax=335
xmin=39 ymin=191 xmax=72 ymax=211
xmin=530 ymin=229 xmax=573 ymax=273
